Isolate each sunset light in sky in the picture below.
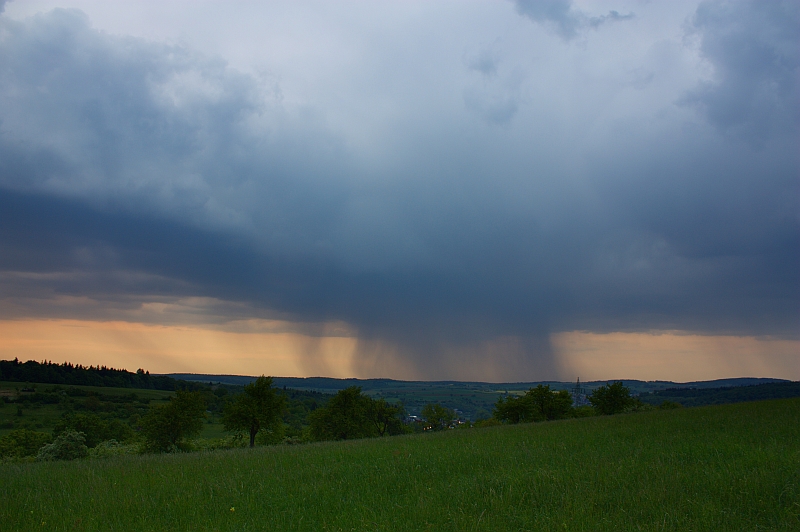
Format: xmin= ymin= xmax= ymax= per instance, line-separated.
xmin=0 ymin=0 xmax=797 ymax=382
xmin=1 ymin=320 xmax=797 ymax=382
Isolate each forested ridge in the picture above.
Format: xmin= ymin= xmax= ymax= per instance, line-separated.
xmin=638 ymin=381 xmax=800 ymax=407
xmin=0 ymin=358 xmax=200 ymax=391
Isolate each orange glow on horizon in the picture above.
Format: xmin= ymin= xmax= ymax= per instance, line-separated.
xmin=0 ymin=318 xmax=797 ymax=382
xmin=0 ymin=319 xmax=360 ymax=378
xmin=552 ymin=331 xmax=799 ymax=382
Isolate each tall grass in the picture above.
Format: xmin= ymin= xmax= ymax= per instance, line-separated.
xmin=2 ymin=398 xmax=798 ymax=531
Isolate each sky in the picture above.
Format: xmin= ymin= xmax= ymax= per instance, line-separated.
xmin=0 ymin=0 xmax=797 ymax=382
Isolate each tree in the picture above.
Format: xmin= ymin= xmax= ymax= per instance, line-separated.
xmin=494 ymin=385 xmax=573 ymax=423
xmin=528 ymin=385 xmax=573 ymax=421
xmin=222 ymin=376 xmax=286 ymax=447
xmin=369 ymin=398 xmax=406 ymax=436
xmin=589 ymin=381 xmax=634 ymax=415
xmin=493 ymin=395 xmax=531 ymax=424
xmin=421 ymin=403 xmax=455 ymax=431
xmin=140 ymin=390 xmax=206 ymax=452
xmin=308 ymin=386 xmax=375 ymax=441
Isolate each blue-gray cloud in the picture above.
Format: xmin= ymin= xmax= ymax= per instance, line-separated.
xmin=680 ymin=0 xmax=800 ymax=142
xmin=514 ymin=0 xmax=634 ymax=40
xmin=0 ymin=3 xmax=797 ymax=379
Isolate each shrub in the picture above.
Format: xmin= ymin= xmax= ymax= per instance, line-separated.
xmin=36 ymin=430 xmax=88 ymax=461
xmin=255 ymin=423 xmax=286 ymax=446
xmin=0 ymin=429 xmax=52 ymax=459
xmin=573 ymin=405 xmax=596 ymax=418
xmin=53 ymin=413 xmax=135 ymax=448
xmin=87 ymin=439 xmax=140 ymax=458
xmin=628 ymin=398 xmax=654 ymax=412
xmin=192 ymin=436 xmax=247 ymax=452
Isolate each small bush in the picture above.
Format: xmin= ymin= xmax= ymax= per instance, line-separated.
xmin=191 ymin=436 xmax=246 ymax=452
xmin=88 ymin=440 xmax=140 ymax=458
xmin=572 ymin=405 xmax=596 ymax=418
xmin=36 ymin=430 xmax=88 ymax=461
xmin=54 ymin=413 xmax=135 ymax=448
xmin=627 ymin=398 xmax=654 ymax=413
xmin=658 ymin=400 xmax=683 ymax=410
xmin=255 ymin=423 xmax=286 ymax=445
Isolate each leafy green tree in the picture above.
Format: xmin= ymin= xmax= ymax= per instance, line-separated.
xmin=140 ymin=390 xmax=206 ymax=452
xmin=494 ymin=385 xmax=573 ymax=423
xmin=589 ymin=381 xmax=634 ymax=415
xmin=493 ymin=395 xmax=531 ymax=423
xmin=308 ymin=386 xmax=375 ymax=441
xmin=0 ymin=429 xmax=51 ymax=459
xmin=528 ymin=385 xmax=573 ymax=421
xmin=369 ymin=398 xmax=407 ymax=436
xmin=421 ymin=403 xmax=455 ymax=431
xmin=222 ymin=376 xmax=286 ymax=447
xmin=36 ymin=430 xmax=88 ymax=461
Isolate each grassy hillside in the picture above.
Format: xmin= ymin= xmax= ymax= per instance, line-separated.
xmin=0 ymin=381 xmax=175 ymax=438
xmin=2 ymin=398 xmax=798 ymax=531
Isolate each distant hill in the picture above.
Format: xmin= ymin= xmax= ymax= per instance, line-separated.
xmin=167 ymin=373 xmax=788 ymax=393
xmin=638 ymin=381 xmax=800 ymax=407
xmin=166 ymin=373 xmax=792 ymax=419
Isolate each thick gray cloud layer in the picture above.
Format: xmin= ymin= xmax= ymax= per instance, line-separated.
xmin=0 ymin=1 xmax=797 ymax=378
xmin=680 ymin=0 xmax=799 ymax=141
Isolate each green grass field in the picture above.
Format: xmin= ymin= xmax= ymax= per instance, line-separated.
xmin=2 ymin=398 xmax=798 ymax=531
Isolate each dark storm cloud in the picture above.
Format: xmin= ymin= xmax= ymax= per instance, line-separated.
xmin=680 ymin=0 xmax=800 ymax=141
xmin=0 ymin=3 xmax=798 ymax=379
xmin=0 ymin=8 xmax=350 ymax=252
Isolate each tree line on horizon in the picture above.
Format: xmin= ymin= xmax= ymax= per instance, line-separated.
xmin=0 ymin=358 xmax=202 ymax=391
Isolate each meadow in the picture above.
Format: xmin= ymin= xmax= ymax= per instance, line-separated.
xmin=2 ymin=398 xmax=798 ymax=531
